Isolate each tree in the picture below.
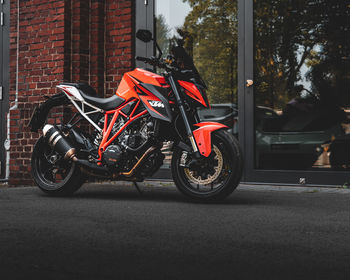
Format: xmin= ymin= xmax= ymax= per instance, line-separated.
xmin=306 ymin=0 xmax=350 ymax=108
xmin=181 ymin=0 xmax=238 ymax=104
xmin=254 ymin=0 xmax=350 ymax=110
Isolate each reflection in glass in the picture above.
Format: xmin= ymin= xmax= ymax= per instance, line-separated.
xmin=155 ymin=0 xmax=238 ymax=104
xmin=254 ymin=0 xmax=350 ymax=170
xmin=155 ymin=0 xmax=238 ymax=167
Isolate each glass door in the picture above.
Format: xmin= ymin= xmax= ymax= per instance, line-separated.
xmin=243 ymin=0 xmax=350 ymax=185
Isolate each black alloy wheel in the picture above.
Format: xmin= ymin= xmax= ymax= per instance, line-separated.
xmin=171 ymin=129 xmax=243 ymax=201
xmin=31 ymin=136 xmax=84 ymax=196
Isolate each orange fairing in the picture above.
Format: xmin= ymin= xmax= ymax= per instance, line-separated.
xmin=193 ymin=122 xmax=228 ymax=157
xmin=178 ymin=80 xmax=207 ymax=107
xmin=128 ymin=68 xmax=167 ymax=86
xmin=116 ymin=75 xmax=139 ymax=100
xmin=116 ymin=68 xmax=168 ymax=100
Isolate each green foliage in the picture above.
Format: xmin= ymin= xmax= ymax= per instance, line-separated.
xmin=306 ymin=0 xmax=350 ymax=107
xmin=156 ymin=0 xmax=350 ymax=109
xmin=181 ymin=0 xmax=238 ymax=104
xmin=254 ymin=0 xmax=350 ymax=110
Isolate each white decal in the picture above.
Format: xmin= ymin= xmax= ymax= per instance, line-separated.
xmin=149 ymin=101 xmax=165 ymax=108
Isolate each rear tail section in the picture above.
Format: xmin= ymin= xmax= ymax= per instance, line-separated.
xmin=28 ymin=93 xmax=69 ymax=132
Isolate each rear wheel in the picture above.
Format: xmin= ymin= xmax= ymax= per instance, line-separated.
xmin=171 ymin=130 xmax=243 ymax=201
xmin=31 ymin=136 xmax=84 ymax=196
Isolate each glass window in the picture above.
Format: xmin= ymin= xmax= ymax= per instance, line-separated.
xmin=254 ymin=0 xmax=350 ymax=170
xmin=155 ymin=0 xmax=238 ymax=129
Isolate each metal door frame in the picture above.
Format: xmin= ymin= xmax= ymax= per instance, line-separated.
xmin=135 ymin=0 xmax=154 ymax=69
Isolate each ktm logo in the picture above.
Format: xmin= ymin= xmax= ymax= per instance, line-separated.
xmin=148 ymin=101 xmax=165 ymax=108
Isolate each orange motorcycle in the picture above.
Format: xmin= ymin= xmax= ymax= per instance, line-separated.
xmin=29 ymin=29 xmax=242 ymax=201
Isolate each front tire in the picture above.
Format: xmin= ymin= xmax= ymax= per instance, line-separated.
xmin=171 ymin=130 xmax=243 ymax=201
xmin=31 ymin=136 xmax=84 ymax=196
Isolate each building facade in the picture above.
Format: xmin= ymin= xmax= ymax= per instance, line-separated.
xmin=2 ymin=0 xmax=350 ymax=186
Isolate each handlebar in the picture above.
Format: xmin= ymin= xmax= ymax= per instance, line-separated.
xmin=135 ymin=56 xmax=195 ymax=77
xmin=135 ymin=56 xmax=150 ymax=63
xmin=135 ymin=56 xmax=174 ymax=71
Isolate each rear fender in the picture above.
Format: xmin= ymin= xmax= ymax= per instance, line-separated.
xmin=193 ymin=122 xmax=228 ymax=157
xmin=28 ymin=92 xmax=69 ymax=132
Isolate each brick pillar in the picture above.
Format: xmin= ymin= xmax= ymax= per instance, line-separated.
xmin=105 ymin=0 xmax=134 ymax=97
xmin=69 ymin=0 xmax=90 ymax=83
xmin=90 ymin=0 xmax=106 ymax=97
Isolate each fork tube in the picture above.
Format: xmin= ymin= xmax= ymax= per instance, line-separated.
xmin=168 ymin=75 xmax=198 ymax=152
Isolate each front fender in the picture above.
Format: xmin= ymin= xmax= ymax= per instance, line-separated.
xmin=192 ymin=122 xmax=228 ymax=157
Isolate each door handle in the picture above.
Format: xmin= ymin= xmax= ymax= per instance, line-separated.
xmin=246 ymin=80 xmax=253 ymax=87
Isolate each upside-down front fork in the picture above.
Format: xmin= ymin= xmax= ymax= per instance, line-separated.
xmin=168 ymin=75 xmax=227 ymax=158
xmin=168 ymin=75 xmax=199 ymax=153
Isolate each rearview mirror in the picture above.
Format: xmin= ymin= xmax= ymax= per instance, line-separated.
xmin=136 ymin=29 xmax=153 ymax=43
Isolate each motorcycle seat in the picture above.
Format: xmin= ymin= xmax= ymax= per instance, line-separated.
xmin=60 ymin=82 xmax=125 ymax=111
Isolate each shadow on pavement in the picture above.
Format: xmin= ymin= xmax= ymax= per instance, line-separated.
xmin=36 ymin=183 xmax=278 ymax=206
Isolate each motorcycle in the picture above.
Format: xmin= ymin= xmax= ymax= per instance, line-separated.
xmin=28 ymin=29 xmax=243 ymax=201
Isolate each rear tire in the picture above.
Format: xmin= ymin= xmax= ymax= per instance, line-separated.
xmin=31 ymin=136 xmax=84 ymax=196
xmin=171 ymin=130 xmax=243 ymax=201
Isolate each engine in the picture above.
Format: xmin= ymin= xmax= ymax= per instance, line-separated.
xmin=103 ymin=145 xmax=123 ymax=167
xmin=92 ymin=115 xmax=163 ymax=176
xmin=120 ymin=118 xmax=154 ymax=150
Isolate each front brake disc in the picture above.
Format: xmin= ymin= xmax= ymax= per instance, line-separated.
xmin=184 ymin=145 xmax=223 ymax=185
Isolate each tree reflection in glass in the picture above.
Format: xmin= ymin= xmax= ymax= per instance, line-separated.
xmin=254 ymin=0 xmax=350 ymax=170
xmin=155 ymin=0 xmax=238 ymax=104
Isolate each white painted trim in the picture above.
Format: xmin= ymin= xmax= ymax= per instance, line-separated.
xmin=56 ymin=85 xmax=83 ymax=101
xmin=56 ymin=85 xmax=105 ymax=132
xmin=68 ymin=97 xmax=103 ymax=132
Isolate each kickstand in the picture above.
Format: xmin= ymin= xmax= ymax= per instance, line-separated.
xmin=133 ymin=182 xmax=143 ymax=195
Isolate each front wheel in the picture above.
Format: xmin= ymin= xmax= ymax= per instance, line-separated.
xmin=171 ymin=130 xmax=243 ymax=201
xmin=31 ymin=136 xmax=84 ymax=196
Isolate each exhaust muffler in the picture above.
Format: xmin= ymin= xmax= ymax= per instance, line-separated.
xmin=42 ymin=124 xmax=112 ymax=175
xmin=43 ymin=124 xmax=77 ymax=161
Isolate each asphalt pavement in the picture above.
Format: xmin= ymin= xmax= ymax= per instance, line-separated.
xmin=1 ymin=181 xmax=350 ymax=280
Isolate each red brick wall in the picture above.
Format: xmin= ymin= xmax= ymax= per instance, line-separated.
xmin=65 ymin=0 xmax=134 ymax=96
xmin=90 ymin=0 xmax=106 ymax=96
xmin=105 ymin=0 xmax=134 ymax=97
xmin=8 ymin=0 xmax=134 ymax=186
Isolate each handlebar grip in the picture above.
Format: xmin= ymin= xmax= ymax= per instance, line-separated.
xmin=135 ymin=56 xmax=149 ymax=62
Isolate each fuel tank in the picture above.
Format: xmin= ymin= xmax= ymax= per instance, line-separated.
xmin=115 ymin=68 xmax=169 ymax=100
